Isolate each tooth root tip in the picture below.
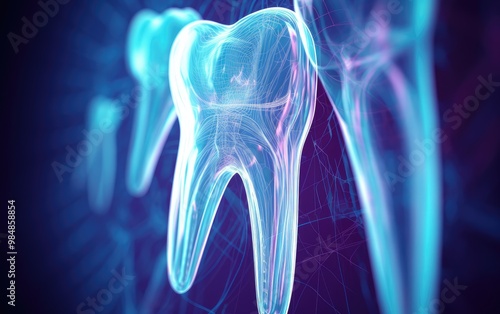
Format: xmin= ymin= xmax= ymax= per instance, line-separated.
xmin=168 ymin=271 xmax=195 ymax=294
xmin=170 ymin=280 xmax=192 ymax=294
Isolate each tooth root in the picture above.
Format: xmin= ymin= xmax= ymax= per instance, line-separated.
xmin=294 ymin=1 xmax=441 ymax=313
xmin=167 ymin=140 xmax=235 ymax=292
xmin=167 ymin=7 xmax=317 ymax=314
xmin=239 ymin=148 xmax=300 ymax=314
xmin=86 ymin=96 xmax=121 ymax=212
xmin=125 ymin=8 xmax=200 ymax=196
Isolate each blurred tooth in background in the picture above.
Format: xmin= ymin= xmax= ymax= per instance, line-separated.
xmin=126 ymin=8 xmax=201 ymax=196
xmin=86 ymin=96 xmax=122 ymax=213
xmin=294 ymin=0 xmax=442 ymax=313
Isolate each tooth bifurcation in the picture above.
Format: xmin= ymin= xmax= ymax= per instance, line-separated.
xmin=167 ymin=8 xmax=317 ymax=314
xmin=126 ymin=8 xmax=200 ymax=196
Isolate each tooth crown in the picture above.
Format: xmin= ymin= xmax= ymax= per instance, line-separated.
xmin=167 ymin=8 xmax=317 ymax=314
xmin=170 ymin=9 xmax=317 ymax=146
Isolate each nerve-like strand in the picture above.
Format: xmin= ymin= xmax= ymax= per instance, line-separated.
xmin=167 ymin=8 xmax=317 ymax=314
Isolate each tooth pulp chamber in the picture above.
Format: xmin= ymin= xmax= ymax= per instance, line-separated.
xmin=167 ymin=8 xmax=317 ymax=314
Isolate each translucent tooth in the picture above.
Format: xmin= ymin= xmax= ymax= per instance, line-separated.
xmin=86 ymin=96 xmax=121 ymax=212
xmin=126 ymin=8 xmax=200 ymax=196
xmin=167 ymin=8 xmax=317 ymax=314
xmin=294 ymin=1 xmax=441 ymax=313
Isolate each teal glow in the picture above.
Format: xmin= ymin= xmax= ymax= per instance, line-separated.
xmin=126 ymin=8 xmax=201 ymax=196
xmin=86 ymin=96 xmax=121 ymax=212
xmin=294 ymin=0 xmax=442 ymax=313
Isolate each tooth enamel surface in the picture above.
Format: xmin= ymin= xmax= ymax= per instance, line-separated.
xmin=294 ymin=1 xmax=442 ymax=314
xmin=86 ymin=96 xmax=121 ymax=212
xmin=126 ymin=8 xmax=200 ymax=196
xmin=167 ymin=8 xmax=317 ymax=314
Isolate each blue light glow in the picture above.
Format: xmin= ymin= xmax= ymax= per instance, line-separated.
xmin=294 ymin=0 xmax=442 ymax=313
xmin=126 ymin=8 xmax=201 ymax=196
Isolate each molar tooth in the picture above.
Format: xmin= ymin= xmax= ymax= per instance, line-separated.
xmin=294 ymin=1 xmax=441 ymax=313
xmin=126 ymin=8 xmax=200 ymax=196
xmin=167 ymin=8 xmax=317 ymax=314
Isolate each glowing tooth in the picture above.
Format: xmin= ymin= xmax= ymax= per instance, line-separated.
xmin=86 ymin=96 xmax=121 ymax=212
xmin=167 ymin=8 xmax=317 ymax=314
xmin=126 ymin=8 xmax=201 ymax=196
xmin=294 ymin=1 xmax=441 ymax=313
